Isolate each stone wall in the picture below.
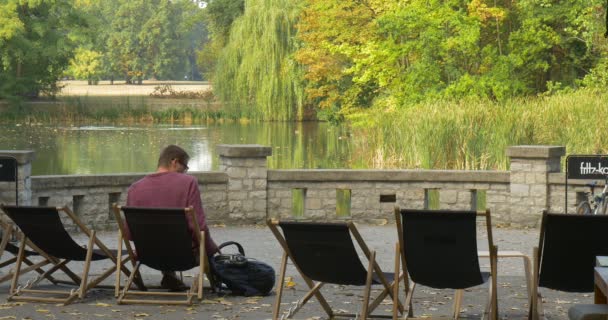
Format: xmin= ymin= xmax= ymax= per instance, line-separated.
xmin=0 ymin=145 xmax=593 ymax=230
xmin=267 ymin=170 xmax=510 ymax=223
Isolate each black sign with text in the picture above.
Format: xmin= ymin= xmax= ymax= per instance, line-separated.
xmin=0 ymin=157 xmax=17 ymax=182
xmin=566 ymin=155 xmax=608 ymax=180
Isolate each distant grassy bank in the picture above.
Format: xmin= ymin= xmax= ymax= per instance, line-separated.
xmin=350 ymin=88 xmax=608 ymax=170
xmin=0 ymin=81 xmax=244 ymax=124
xmin=56 ymin=80 xmax=211 ymax=96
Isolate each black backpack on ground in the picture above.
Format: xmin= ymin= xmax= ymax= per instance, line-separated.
xmin=210 ymin=241 xmax=275 ymax=296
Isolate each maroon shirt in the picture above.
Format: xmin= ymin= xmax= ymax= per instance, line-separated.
xmin=125 ymin=171 xmax=218 ymax=256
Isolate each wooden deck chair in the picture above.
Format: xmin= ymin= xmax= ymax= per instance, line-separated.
xmin=0 ymin=218 xmax=60 ymax=285
xmin=394 ymin=208 xmax=498 ymax=320
xmin=529 ymin=211 xmax=608 ymax=320
xmin=267 ymin=219 xmax=405 ymax=320
xmin=0 ymin=204 xmax=137 ymax=305
xmin=113 ymin=205 xmax=207 ymax=305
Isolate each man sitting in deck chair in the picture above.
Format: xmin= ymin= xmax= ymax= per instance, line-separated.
xmin=124 ymin=145 xmax=219 ymax=291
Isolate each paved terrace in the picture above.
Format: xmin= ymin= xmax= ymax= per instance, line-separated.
xmin=0 ymin=224 xmax=591 ymax=320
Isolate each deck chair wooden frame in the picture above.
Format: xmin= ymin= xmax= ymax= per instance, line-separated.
xmin=113 ymin=205 xmax=208 ymax=305
xmin=0 ymin=218 xmax=61 ymax=285
xmin=267 ymin=219 xmax=405 ymax=320
xmin=478 ymin=250 xmax=532 ymax=303
xmin=0 ymin=204 xmax=137 ymax=305
xmin=529 ymin=211 xmax=608 ymax=320
xmin=394 ymin=208 xmax=498 ymax=320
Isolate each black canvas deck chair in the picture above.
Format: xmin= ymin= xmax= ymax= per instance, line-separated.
xmin=113 ymin=205 xmax=207 ymax=305
xmin=394 ymin=208 xmax=498 ymax=320
xmin=0 ymin=159 xmax=54 ymax=284
xmin=0 ymin=204 xmax=135 ymax=305
xmin=267 ymin=219 xmax=405 ymax=320
xmin=0 ymin=218 xmax=58 ymax=285
xmin=529 ymin=211 xmax=608 ymax=320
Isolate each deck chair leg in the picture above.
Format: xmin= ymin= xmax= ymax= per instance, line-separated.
xmin=273 ymin=251 xmax=288 ymax=320
xmin=483 ymin=260 xmax=498 ymax=320
xmin=33 ymin=259 xmax=70 ymax=287
xmin=361 ymin=250 xmax=376 ymax=320
xmin=536 ymin=292 xmax=545 ymax=320
xmin=198 ymin=231 xmax=205 ymax=300
xmin=9 ymin=232 xmax=27 ymax=295
xmin=393 ymin=243 xmax=401 ymax=320
xmin=0 ymin=257 xmax=15 ymax=269
xmin=367 ymin=272 xmax=405 ymax=316
xmin=522 ymin=255 xmax=532 ymax=300
xmin=116 ymin=257 xmax=143 ymax=290
xmin=368 ymin=276 xmax=405 ymax=316
xmin=491 ymin=246 xmax=498 ymax=320
xmin=115 ymin=231 xmax=123 ymax=297
xmin=529 ymin=247 xmax=540 ymax=320
xmin=291 ymin=282 xmax=326 ymax=318
xmin=119 ymin=261 xmax=142 ymax=303
xmin=453 ymin=289 xmax=463 ymax=319
xmin=403 ymin=282 xmax=416 ymax=319
xmin=23 ymin=257 xmax=58 ymax=284
xmin=483 ymin=280 xmax=492 ymax=320
xmin=77 ymin=231 xmax=96 ymax=300
xmin=0 ymin=224 xmax=12 ymax=258
xmin=24 ymin=259 xmax=70 ymax=291
xmin=0 ymin=257 xmax=53 ymax=284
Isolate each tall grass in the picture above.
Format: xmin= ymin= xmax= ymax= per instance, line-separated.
xmin=350 ymin=88 xmax=608 ymax=170
xmin=0 ymin=99 xmax=243 ymax=125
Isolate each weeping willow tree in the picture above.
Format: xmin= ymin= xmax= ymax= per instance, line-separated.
xmin=213 ymin=0 xmax=305 ymax=121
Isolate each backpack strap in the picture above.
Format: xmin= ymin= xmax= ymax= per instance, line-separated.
xmin=218 ymin=241 xmax=245 ymax=255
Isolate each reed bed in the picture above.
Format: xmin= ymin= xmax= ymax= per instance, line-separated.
xmin=351 ymin=89 xmax=608 ymax=170
xmin=0 ymin=97 xmax=241 ymax=125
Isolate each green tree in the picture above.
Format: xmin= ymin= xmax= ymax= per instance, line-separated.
xmin=104 ymin=0 xmax=206 ymax=84
xmin=197 ymin=0 xmax=245 ymax=79
xmin=295 ymin=0 xmax=387 ymax=120
xmin=213 ymin=0 xmax=306 ymax=120
xmin=68 ymin=48 xmax=103 ymax=84
xmin=0 ymin=0 xmax=85 ymax=100
xmin=507 ymin=0 xmax=604 ymax=92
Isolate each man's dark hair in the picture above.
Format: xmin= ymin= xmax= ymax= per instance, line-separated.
xmin=157 ymin=145 xmax=190 ymax=168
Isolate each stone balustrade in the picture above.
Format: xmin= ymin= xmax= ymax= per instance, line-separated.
xmin=0 ymin=145 xmax=590 ymax=231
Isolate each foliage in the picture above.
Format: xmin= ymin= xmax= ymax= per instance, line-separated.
xmin=197 ymin=0 xmax=245 ymax=79
xmin=294 ymin=0 xmax=387 ymax=120
xmin=295 ymin=0 xmax=607 ymax=116
xmin=68 ymin=48 xmax=103 ymax=84
xmin=0 ymin=0 xmax=85 ymax=100
xmin=212 ymin=0 xmax=306 ymax=120
xmin=76 ymin=0 xmax=206 ymax=84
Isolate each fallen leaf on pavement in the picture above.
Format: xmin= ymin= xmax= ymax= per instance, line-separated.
xmin=92 ymin=302 xmax=111 ymax=307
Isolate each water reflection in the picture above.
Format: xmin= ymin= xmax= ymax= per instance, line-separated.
xmin=0 ymin=122 xmax=356 ymax=175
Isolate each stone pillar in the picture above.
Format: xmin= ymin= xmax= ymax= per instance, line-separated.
xmin=507 ymin=145 xmax=565 ymax=227
xmin=217 ymin=144 xmax=272 ymax=223
xmin=0 ymin=150 xmax=35 ymax=206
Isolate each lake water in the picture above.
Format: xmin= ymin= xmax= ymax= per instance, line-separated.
xmin=0 ymin=122 xmax=360 ymax=175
